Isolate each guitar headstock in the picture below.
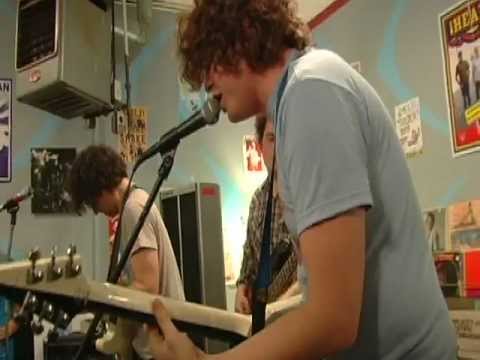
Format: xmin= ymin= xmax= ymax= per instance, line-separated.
xmin=0 ymin=245 xmax=88 ymax=338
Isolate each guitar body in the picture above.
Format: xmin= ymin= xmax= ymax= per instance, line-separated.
xmin=96 ymin=317 xmax=137 ymax=360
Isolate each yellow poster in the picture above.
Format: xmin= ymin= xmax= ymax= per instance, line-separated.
xmin=118 ymin=107 xmax=148 ymax=164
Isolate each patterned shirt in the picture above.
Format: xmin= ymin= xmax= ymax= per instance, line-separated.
xmin=237 ymin=179 xmax=297 ymax=302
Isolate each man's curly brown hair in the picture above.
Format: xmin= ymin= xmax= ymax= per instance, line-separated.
xmin=177 ymin=0 xmax=311 ymax=90
xmin=67 ymin=145 xmax=127 ymax=214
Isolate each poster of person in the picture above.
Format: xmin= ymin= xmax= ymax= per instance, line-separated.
xmin=242 ymin=134 xmax=265 ymax=174
xmin=31 ymin=148 xmax=76 ymax=214
xmin=394 ymin=97 xmax=424 ymax=157
xmin=118 ymin=107 xmax=148 ymax=164
xmin=423 ymin=208 xmax=447 ymax=253
xmin=440 ymin=1 xmax=480 ymax=156
xmin=0 ymin=79 xmax=12 ymax=182
xmin=447 ymin=199 xmax=480 ymax=250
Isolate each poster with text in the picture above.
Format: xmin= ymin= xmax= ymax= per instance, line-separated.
xmin=394 ymin=97 xmax=424 ymax=156
xmin=440 ymin=1 xmax=480 ymax=156
xmin=118 ymin=107 xmax=148 ymax=164
xmin=0 ymin=79 xmax=12 ymax=182
xmin=447 ymin=199 xmax=480 ymax=250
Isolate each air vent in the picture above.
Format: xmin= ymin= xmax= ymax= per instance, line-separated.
xmin=28 ymin=84 xmax=108 ymax=119
xmin=16 ymin=0 xmax=58 ymax=71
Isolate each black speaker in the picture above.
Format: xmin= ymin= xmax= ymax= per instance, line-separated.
xmin=160 ymin=183 xmax=227 ymax=353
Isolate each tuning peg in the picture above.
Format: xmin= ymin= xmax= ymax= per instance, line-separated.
xmin=47 ymin=246 xmax=63 ymax=281
xmin=56 ymin=310 xmax=70 ymax=329
xmin=28 ymin=248 xmax=41 ymax=262
xmin=27 ymin=248 xmax=43 ymax=284
xmin=66 ymin=244 xmax=76 ymax=257
xmin=30 ymin=320 xmax=44 ymax=335
xmin=14 ymin=292 xmax=39 ymax=325
xmin=65 ymin=244 xmax=81 ymax=278
xmin=31 ymin=302 xmax=56 ymax=335
xmin=47 ymin=310 xmax=70 ymax=342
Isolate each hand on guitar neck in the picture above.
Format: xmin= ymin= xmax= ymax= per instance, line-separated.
xmin=148 ymin=300 xmax=206 ymax=360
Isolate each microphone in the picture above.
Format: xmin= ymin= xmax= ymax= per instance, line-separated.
xmin=0 ymin=186 xmax=33 ymax=212
xmin=136 ymin=96 xmax=220 ymax=165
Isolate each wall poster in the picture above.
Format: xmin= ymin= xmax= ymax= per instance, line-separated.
xmin=31 ymin=148 xmax=76 ymax=214
xmin=0 ymin=79 xmax=12 ymax=182
xmin=118 ymin=107 xmax=148 ymax=164
xmin=394 ymin=97 xmax=424 ymax=157
xmin=440 ymin=1 xmax=480 ymax=156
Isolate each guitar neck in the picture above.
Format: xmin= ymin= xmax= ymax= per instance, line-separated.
xmin=0 ymin=256 xmax=302 ymax=345
xmin=85 ymin=282 xmax=251 ymax=344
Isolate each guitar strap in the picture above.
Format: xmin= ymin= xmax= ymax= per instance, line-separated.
xmin=251 ymin=49 xmax=305 ymax=334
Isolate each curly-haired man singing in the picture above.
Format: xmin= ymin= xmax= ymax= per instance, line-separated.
xmin=146 ymin=1 xmax=457 ymax=359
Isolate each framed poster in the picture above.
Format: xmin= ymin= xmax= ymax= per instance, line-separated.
xmin=0 ymin=79 xmax=12 ymax=182
xmin=440 ymin=1 xmax=480 ymax=156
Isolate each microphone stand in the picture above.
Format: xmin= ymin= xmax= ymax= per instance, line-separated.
xmin=2 ymin=203 xmax=20 ymax=360
xmin=73 ymin=145 xmax=178 ymax=360
xmin=6 ymin=204 xmax=19 ymax=262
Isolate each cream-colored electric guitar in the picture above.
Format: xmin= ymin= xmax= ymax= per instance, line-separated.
xmin=0 ymin=248 xmax=302 ymax=359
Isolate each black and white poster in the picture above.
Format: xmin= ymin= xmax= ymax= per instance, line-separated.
xmin=31 ymin=148 xmax=76 ymax=214
xmin=0 ymin=79 xmax=12 ymax=182
xmin=423 ymin=208 xmax=447 ymax=253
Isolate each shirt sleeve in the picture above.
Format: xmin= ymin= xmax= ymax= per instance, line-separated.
xmin=237 ymin=189 xmax=262 ymax=285
xmin=279 ymin=78 xmax=373 ymax=236
xmin=121 ymin=199 xmax=159 ymax=256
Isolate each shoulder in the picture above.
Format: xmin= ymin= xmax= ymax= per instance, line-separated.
xmin=286 ymin=49 xmax=363 ymax=107
xmin=124 ymin=188 xmax=160 ymax=218
xmin=251 ymin=180 xmax=268 ymax=205
xmin=292 ymin=49 xmax=352 ymax=84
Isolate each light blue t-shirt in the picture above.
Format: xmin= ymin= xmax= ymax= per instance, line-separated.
xmin=268 ymin=48 xmax=456 ymax=359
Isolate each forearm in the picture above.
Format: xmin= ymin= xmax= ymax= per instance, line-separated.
xmin=210 ymin=303 xmax=353 ymax=360
xmin=132 ymin=280 xmax=158 ymax=294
